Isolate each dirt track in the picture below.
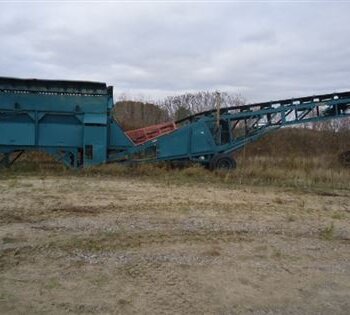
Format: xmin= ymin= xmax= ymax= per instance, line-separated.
xmin=0 ymin=176 xmax=350 ymax=314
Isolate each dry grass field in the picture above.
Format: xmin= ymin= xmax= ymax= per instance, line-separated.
xmin=0 ymin=156 xmax=350 ymax=314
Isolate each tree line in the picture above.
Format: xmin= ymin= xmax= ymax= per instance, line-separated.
xmin=114 ymin=91 xmax=246 ymax=130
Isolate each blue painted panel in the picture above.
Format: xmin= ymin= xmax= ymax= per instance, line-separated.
xmin=156 ymin=122 xmax=215 ymax=159
xmin=0 ymin=122 xmax=35 ymax=145
xmin=157 ymin=127 xmax=190 ymax=158
xmin=84 ymin=113 xmax=107 ymax=125
xmin=90 ymin=144 xmax=106 ymax=166
xmin=38 ymin=124 xmax=82 ymax=147
xmin=0 ymin=93 xmax=109 ymax=113
xmin=190 ymin=122 xmax=215 ymax=154
xmin=109 ymin=120 xmax=134 ymax=148
xmin=84 ymin=125 xmax=107 ymax=166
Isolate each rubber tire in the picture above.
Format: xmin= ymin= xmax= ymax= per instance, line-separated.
xmin=210 ymin=154 xmax=236 ymax=171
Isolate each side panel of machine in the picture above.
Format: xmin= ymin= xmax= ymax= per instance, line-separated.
xmin=157 ymin=127 xmax=190 ymax=158
xmin=0 ymin=93 xmax=108 ymax=113
xmin=156 ymin=122 xmax=215 ymax=159
xmin=83 ymin=125 xmax=107 ymax=166
xmin=108 ymin=120 xmax=134 ymax=148
xmin=0 ymin=113 xmax=35 ymax=146
xmin=38 ymin=114 xmax=83 ymax=147
xmin=190 ymin=121 xmax=216 ymax=155
xmin=82 ymin=113 xmax=108 ymax=166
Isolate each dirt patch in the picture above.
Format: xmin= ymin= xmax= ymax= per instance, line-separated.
xmin=51 ymin=205 xmax=103 ymax=215
xmin=0 ymin=176 xmax=350 ymax=314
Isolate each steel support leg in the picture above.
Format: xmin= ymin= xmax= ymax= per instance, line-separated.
xmin=0 ymin=153 xmax=10 ymax=168
xmin=0 ymin=151 xmax=24 ymax=168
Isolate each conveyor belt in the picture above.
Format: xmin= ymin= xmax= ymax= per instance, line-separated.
xmin=176 ymin=90 xmax=350 ymax=123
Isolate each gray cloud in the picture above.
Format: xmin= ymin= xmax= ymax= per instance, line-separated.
xmin=0 ymin=2 xmax=350 ymax=102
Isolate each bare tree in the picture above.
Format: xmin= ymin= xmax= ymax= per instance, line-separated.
xmin=157 ymin=91 xmax=246 ymax=120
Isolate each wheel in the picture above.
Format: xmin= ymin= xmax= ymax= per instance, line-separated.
xmin=210 ymin=154 xmax=236 ymax=171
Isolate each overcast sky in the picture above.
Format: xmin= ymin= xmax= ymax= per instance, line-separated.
xmin=0 ymin=1 xmax=350 ymax=102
